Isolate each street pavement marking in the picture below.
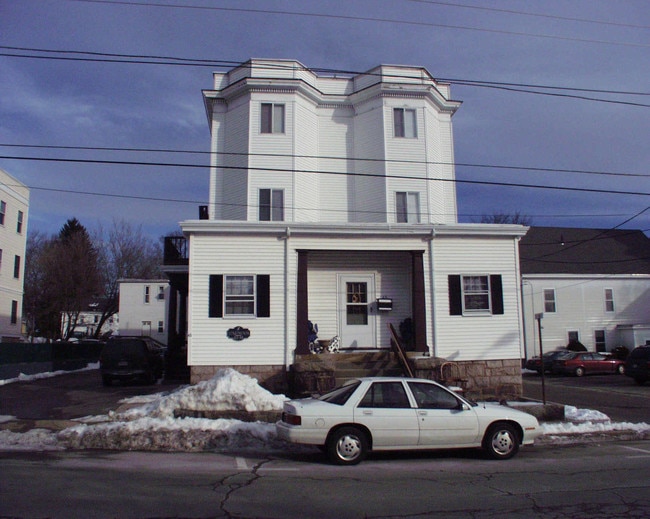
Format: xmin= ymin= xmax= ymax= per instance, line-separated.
xmin=620 ymin=445 xmax=650 ymax=457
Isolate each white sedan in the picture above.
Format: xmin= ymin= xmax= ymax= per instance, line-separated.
xmin=276 ymin=377 xmax=541 ymax=465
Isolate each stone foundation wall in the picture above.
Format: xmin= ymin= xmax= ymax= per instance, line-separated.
xmin=412 ymin=357 xmax=523 ymax=400
xmin=191 ymin=365 xmax=288 ymax=395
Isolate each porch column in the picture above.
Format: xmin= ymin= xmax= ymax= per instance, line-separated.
xmin=295 ymin=250 xmax=310 ymax=354
xmin=411 ymin=251 xmax=427 ymax=353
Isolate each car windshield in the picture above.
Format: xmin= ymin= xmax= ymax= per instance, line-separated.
xmin=318 ymin=381 xmax=361 ymax=405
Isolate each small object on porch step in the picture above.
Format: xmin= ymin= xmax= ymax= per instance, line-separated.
xmin=327 ymin=336 xmax=340 ymax=353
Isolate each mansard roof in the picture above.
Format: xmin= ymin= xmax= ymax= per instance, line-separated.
xmin=519 ymin=226 xmax=650 ymax=275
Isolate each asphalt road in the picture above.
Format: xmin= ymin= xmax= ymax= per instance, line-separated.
xmin=2 ymin=440 xmax=649 ymax=518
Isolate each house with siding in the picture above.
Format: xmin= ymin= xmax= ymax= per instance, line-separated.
xmin=117 ymin=279 xmax=169 ymax=345
xmin=519 ymin=227 xmax=650 ymax=359
xmin=0 ymin=168 xmax=29 ymax=342
xmin=169 ymin=59 xmax=528 ymax=396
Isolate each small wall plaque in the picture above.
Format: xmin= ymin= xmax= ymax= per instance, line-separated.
xmin=227 ymin=326 xmax=251 ymax=341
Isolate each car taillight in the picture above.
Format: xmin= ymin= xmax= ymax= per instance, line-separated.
xmin=282 ymin=412 xmax=301 ymax=426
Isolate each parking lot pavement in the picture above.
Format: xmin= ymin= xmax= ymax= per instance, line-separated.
xmin=522 ymin=372 xmax=649 ymax=424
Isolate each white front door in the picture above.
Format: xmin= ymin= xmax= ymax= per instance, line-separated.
xmin=338 ymin=274 xmax=376 ymax=349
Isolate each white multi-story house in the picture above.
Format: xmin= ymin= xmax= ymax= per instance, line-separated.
xmin=0 ymin=168 xmax=29 ymax=342
xmin=175 ymin=59 xmax=528 ymax=394
xmin=118 ymin=279 xmax=169 ymax=345
xmin=520 ymin=227 xmax=650 ymax=359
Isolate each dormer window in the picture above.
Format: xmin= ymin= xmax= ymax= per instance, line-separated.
xmin=261 ymin=103 xmax=285 ymax=134
xmin=394 ymin=108 xmax=417 ymax=138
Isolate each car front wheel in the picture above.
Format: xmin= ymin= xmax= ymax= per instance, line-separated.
xmin=327 ymin=427 xmax=368 ymax=465
xmin=616 ymin=365 xmax=625 ymax=375
xmin=574 ymin=367 xmax=585 ymax=377
xmin=483 ymin=423 xmax=520 ymax=460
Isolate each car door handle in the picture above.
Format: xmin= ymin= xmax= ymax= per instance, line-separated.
xmin=362 ymin=410 xmax=373 ymax=415
xmin=418 ymin=410 xmax=428 ymax=416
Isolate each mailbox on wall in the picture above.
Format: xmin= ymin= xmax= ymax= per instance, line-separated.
xmin=377 ymin=298 xmax=393 ymax=311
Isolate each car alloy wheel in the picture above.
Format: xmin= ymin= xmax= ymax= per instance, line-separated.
xmin=327 ymin=427 xmax=368 ymax=465
xmin=616 ymin=365 xmax=625 ymax=375
xmin=483 ymin=423 xmax=519 ymax=460
xmin=575 ymin=367 xmax=585 ymax=377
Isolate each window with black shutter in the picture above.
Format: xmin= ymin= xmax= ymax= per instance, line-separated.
xmin=448 ymin=274 xmax=503 ymax=315
xmin=209 ymin=274 xmax=270 ymax=318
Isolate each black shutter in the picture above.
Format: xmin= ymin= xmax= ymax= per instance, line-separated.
xmin=448 ymin=275 xmax=462 ymax=315
xmin=209 ymin=275 xmax=223 ymax=318
xmin=490 ymin=275 xmax=504 ymax=315
xmin=256 ymin=275 xmax=270 ymax=318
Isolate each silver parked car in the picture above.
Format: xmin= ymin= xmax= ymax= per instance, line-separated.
xmin=276 ymin=377 xmax=541 ymax=465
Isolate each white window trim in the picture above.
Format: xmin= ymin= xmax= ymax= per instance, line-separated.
xmin=604 ymin=288 xmax=614 ymax=313
xmin=261 ymin=103 xmax=285 ymax=134
xmin=543 ymin=288 xmax=556 ymax=313
xmin=224 ymin=274 xmax=256 ymax=317
xmin=395 ymin=191 xmax=420 ymax=223
xmin=393 ymin=108 xmax=417 ymax=139
xmin=461 ymin=274 xmax=491 ymax=314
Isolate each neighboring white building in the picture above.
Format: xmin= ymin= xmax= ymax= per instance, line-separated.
xmin=0 ymin=168 xmax=29 ymax=342
xmin=118 ymin=279 xmax=169 ymax=344
xmin=177 ymin=59 xmax=528 ymax=393
xmin=60 ymin=303 xmax=119 ymax=340
xmin=520 ymin=227 xmax=650 ymax=359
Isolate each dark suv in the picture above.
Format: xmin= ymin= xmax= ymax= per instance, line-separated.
xmin=624 ymin=345 xmax=650 ymax=385
xmin=99 ymin=336 xmax=166 ymax=386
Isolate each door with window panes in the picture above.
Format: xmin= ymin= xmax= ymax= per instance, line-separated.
xmin=338 ymin=274 xmax=376 ymax=349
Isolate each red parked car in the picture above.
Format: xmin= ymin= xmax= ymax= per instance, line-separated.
xmin=551 ymin=352 xmax=625 ymax=377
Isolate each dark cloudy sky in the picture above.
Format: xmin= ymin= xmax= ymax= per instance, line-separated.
xmin=1 ymin=0 xmax=648 ymax=238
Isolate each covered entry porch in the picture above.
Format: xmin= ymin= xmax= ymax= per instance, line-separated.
xmin=294 ymin=249 xmax=428 ymax=356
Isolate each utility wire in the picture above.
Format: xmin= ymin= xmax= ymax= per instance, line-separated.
xmin=65 ymin=0 xmax=650 ymax=48
xmin=407 ymin=0 xmax=650 ymax=30
xmin=1 ymin=143 xmax=647 ymax=180
xmin=1 ymin=154 xmax=647 ymax=197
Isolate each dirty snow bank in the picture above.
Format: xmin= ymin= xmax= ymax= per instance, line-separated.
xmin=58 ymin=368 xmax=290 ymax=452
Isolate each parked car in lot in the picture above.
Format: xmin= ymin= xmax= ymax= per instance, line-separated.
xmin=551 ymin=352 xmax=625 ymax=377
xmin=625 ymin=345 xmax=650 ymax=385
xmin=99 ymin=336 xmax=166 ymax=386
xmin=276 ymin=377 xmax=541 ymax=465
xmin=525 ymin=350 xmax=571 ymax=373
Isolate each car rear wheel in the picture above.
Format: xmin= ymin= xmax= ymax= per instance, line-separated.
xmin=327 ymin=427 xmax=368 ymax=465
xmin=574 ymin=367 xmax=585 ymax=377
xmin=483 ymin=423 xmax=520 ymax=460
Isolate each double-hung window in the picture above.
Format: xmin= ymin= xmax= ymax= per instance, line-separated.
xmin=544 ymin=289 xmax=556 ymax=313
xmin=604 ymin=288 xmax=614 ymax=312
xmin=395 ymin=192 xmax=420 ymax=223
xmin=448 ymin=274 xmax=504 ymax=315
xmin=0 ymin=201 xmax=5 ymax=225
xmin=261 ymin=103 xmax=285 ymax=134
xmin=13 ymin=255 xmax=20 ymax=279
xmin=259 ymin=189 xmax=284 ymax=221
xmin=394 ymin=108 xmax=417 ymax=138
xmin=209 ymin=274 xmax=271 ymax=318
xmin=17 ymin=211 xmax=24 ymax=234
xmin=144 ymin=285 xmax=151 ymax=304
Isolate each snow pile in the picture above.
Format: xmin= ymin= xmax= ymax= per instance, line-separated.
xmin=541 ymin=405 xmax=650 ymax=437
xmin=0 ymin=363 xmax=99 ymax=386
xmin=117 ymin=368 xmax=287 ymax=421
xmin=57 ymin=368 xmax=290 ymax=452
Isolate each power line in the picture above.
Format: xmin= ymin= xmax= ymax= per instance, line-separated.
xmin=1 ymin=154 xmax=648 ymax=197
xmin=408 ymin=0 xmax=650 ymax=30
xmin=3 ymin=46 xmax=648 ymax=108
xmin=1 ymin=142 xmax=647 ymax=180
xmin=65 ymin=0 xmax=650 ymax=48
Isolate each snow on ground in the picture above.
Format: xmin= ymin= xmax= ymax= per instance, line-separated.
xmin=0 ymin=366 xmax=648 ymax=452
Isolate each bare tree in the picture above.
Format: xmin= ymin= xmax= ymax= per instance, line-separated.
xmin=478 ymin=211 xmax=533 ymax=226
xmin=93 ymin=220 xmax=163 ymax=339
xmin=23 ymin=230 xmax=53 ymax=340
